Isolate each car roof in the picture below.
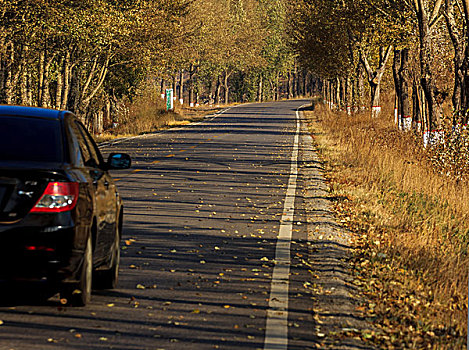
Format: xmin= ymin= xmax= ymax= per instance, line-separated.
xmin=0 ymin=105 xmax=72 ymax=121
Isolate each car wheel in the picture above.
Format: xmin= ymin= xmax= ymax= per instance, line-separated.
xmin=64 ymin=235 xmax=92 ymax=307
xmin=94 ymin=225 xmax=120 ymax=290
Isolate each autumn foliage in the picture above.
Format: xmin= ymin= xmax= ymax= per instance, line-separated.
xmin=305 ymin=104 xmax=468 ymax=348
xmin=0 ymin=0 xmax=304 ymax=134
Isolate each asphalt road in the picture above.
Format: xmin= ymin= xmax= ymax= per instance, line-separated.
xmin=0 ymin=99 xmax=317 ymax=350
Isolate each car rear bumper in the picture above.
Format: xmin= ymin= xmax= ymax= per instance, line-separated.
xmin=0 ymin=225 xmax=83 ymax=284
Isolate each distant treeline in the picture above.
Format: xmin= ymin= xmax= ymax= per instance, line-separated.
xmin=1 ymin=0 xmax=319 ymax=133
xmin=289 ymin=0 xmax=469 ymax=144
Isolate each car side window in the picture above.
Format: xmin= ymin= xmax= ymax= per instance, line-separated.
xmin=70 ymin=122 xmax=98 ymax=168
xmin=67 ymin=121 xmax=92 ymax=167
xmin=66 ymin=121 xmax=84 ymax=167
xmin=75 ymin=122 xmax=104 ymax=169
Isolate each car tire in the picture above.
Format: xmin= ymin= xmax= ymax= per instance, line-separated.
xmin=94 ymin=225 xmax=120 ymax=290
xmin=64 ymin=235 xmax=92 ymax=307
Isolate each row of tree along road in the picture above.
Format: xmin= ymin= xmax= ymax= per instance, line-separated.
xmin=2 ymin=0 xmax=466 ymax=145
xmin=0 ymin=0 xmax=319 ymax=134
xmin=289 ymin=0 xmax=469 ymax=147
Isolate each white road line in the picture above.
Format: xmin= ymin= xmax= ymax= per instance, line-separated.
xmin=98 ymin=106 xmax=235 ymax=148
xmin=264 ymin=106 xmax=303 ymax=350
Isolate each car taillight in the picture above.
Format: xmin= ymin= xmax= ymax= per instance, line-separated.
xmin=30 ymin=182 xmax=79 ymax=213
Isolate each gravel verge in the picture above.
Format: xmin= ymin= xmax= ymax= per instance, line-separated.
xmin=300 ymin=114 xmax=376 ymax=349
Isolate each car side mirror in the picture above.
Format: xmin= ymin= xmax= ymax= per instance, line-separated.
xmin=107 ymin=153 xmax=131 ymax=170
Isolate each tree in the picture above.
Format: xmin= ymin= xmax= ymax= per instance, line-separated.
xmin=444 ymin=0 xmax=469 ymax=123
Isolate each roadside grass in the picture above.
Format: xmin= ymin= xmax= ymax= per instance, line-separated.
xmin=303 ymin=103 xmax=468 ymax=349
xmin=95 ymin=108 xmax=213 ymax=144
xmin=95 ymin=93 xmax=226 ymax=143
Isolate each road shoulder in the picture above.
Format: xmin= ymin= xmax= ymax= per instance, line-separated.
xmin=300 ymin=113 xmax=376 ymax=349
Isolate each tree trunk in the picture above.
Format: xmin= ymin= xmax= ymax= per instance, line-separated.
xmin=215 ymin=75 xmax=222 ymax=105
xmin=172 ymin=74 xmax=177 ymax=101
xmin=298 ymin=69 xmax=303 ymax=96
xmin=459 ymin=0 xmax=469 ymax=123
xmin=0 ymin=37 xmax=5 ymax=103
xmin=224 ymin=70 xmax=230 ymax=104
xmin=296 ymin=67 xmax=301 ymax=97
xmin=18 ymin=45 xmax=30 ymax=105
xmin=160 ymin=78 xmax=166 ymax=99
xmin=26 ymin=69 xmax=32 ymax=106
xmin=179 ymin=69 xmax=184 ymax=105
xmin=275 ymin=71 xmax=280 ymax=101
xmin=55 ymin=57 xmax=64 ymax=110
xmin=69 ymin=67 xmax=80 ymax=115
xmin=360 ymin=46 xmax=393 ymax=117
xmin=258 ymin=74 xmax=263 ymax=102
xmin=325 ymin=80 xmax=332 ymax=108
xmin=20 ymin=65 xmax=29 ymax=106
xmin=7 ymin=49 xmax=25 ymax=105
xmin=392 ymin=49 xmax=402 ymax=127
xmin=355 ymin=62 xmax=365 ymax=111
xmin=189 ymin=64 xmax=195 ymax=107
xmin=345 ymin=76 xmax=352 ymax=115
xmin=4 ymin=42 xmax=16 ymax=104
xmin=61 ymin=50 xmax=72 ymax=110
xmin=444 ymin=0 xmax=465 ymax=123
xmin=412 ymin=79 xmax=423 ymax=132
xmin=370 ymin=82 xmax=380 ymax=117
xmin=416 ymin=0 xmax=443 ymax=140
xmin=293 ymin=65 xmax=298 ymax=98
xmin=38 ymin=50 xmax=45 ymax=105
xmin=336 ymin=77 xmax=341 ymax=109
xmin=104 ymin=97 xmax=111 ymax=129
xmin=80 ymin=55 xmax=109 ymax=114
xmin=40 ymin=52 xmax=57 ymax=108
xmin=399 ymin=49 xmax=411 ymax=130
xmin=322 ymin=80 xmax=327 ymax=105
xmin=303 ymin=70 xmax=308 ymax=97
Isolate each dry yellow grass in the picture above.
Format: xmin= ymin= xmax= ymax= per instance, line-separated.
xmin=93 ymin=91 xmax=225 ymax=143
xmin=304 ymin=102 xmax=468 ymax=349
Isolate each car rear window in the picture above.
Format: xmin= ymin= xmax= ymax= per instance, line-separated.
xmin=0 ymin=116 xmax=63 ymax=162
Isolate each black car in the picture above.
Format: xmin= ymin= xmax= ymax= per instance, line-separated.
xmin=0 ymin=106 xmax=131 ymax=306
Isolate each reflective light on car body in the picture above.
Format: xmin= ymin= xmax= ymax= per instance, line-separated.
xmin=30 ymin=182 xmax=79 ymax=213
xmin=25 ymin=246 xmax=55 ymax=252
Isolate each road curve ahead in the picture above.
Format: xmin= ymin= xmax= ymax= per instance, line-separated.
xmin=0 ymin=100 xmax=317 ymax=350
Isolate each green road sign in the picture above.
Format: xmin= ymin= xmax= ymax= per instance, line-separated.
xmin=166 ymin=89 xmax=174 ymax=111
